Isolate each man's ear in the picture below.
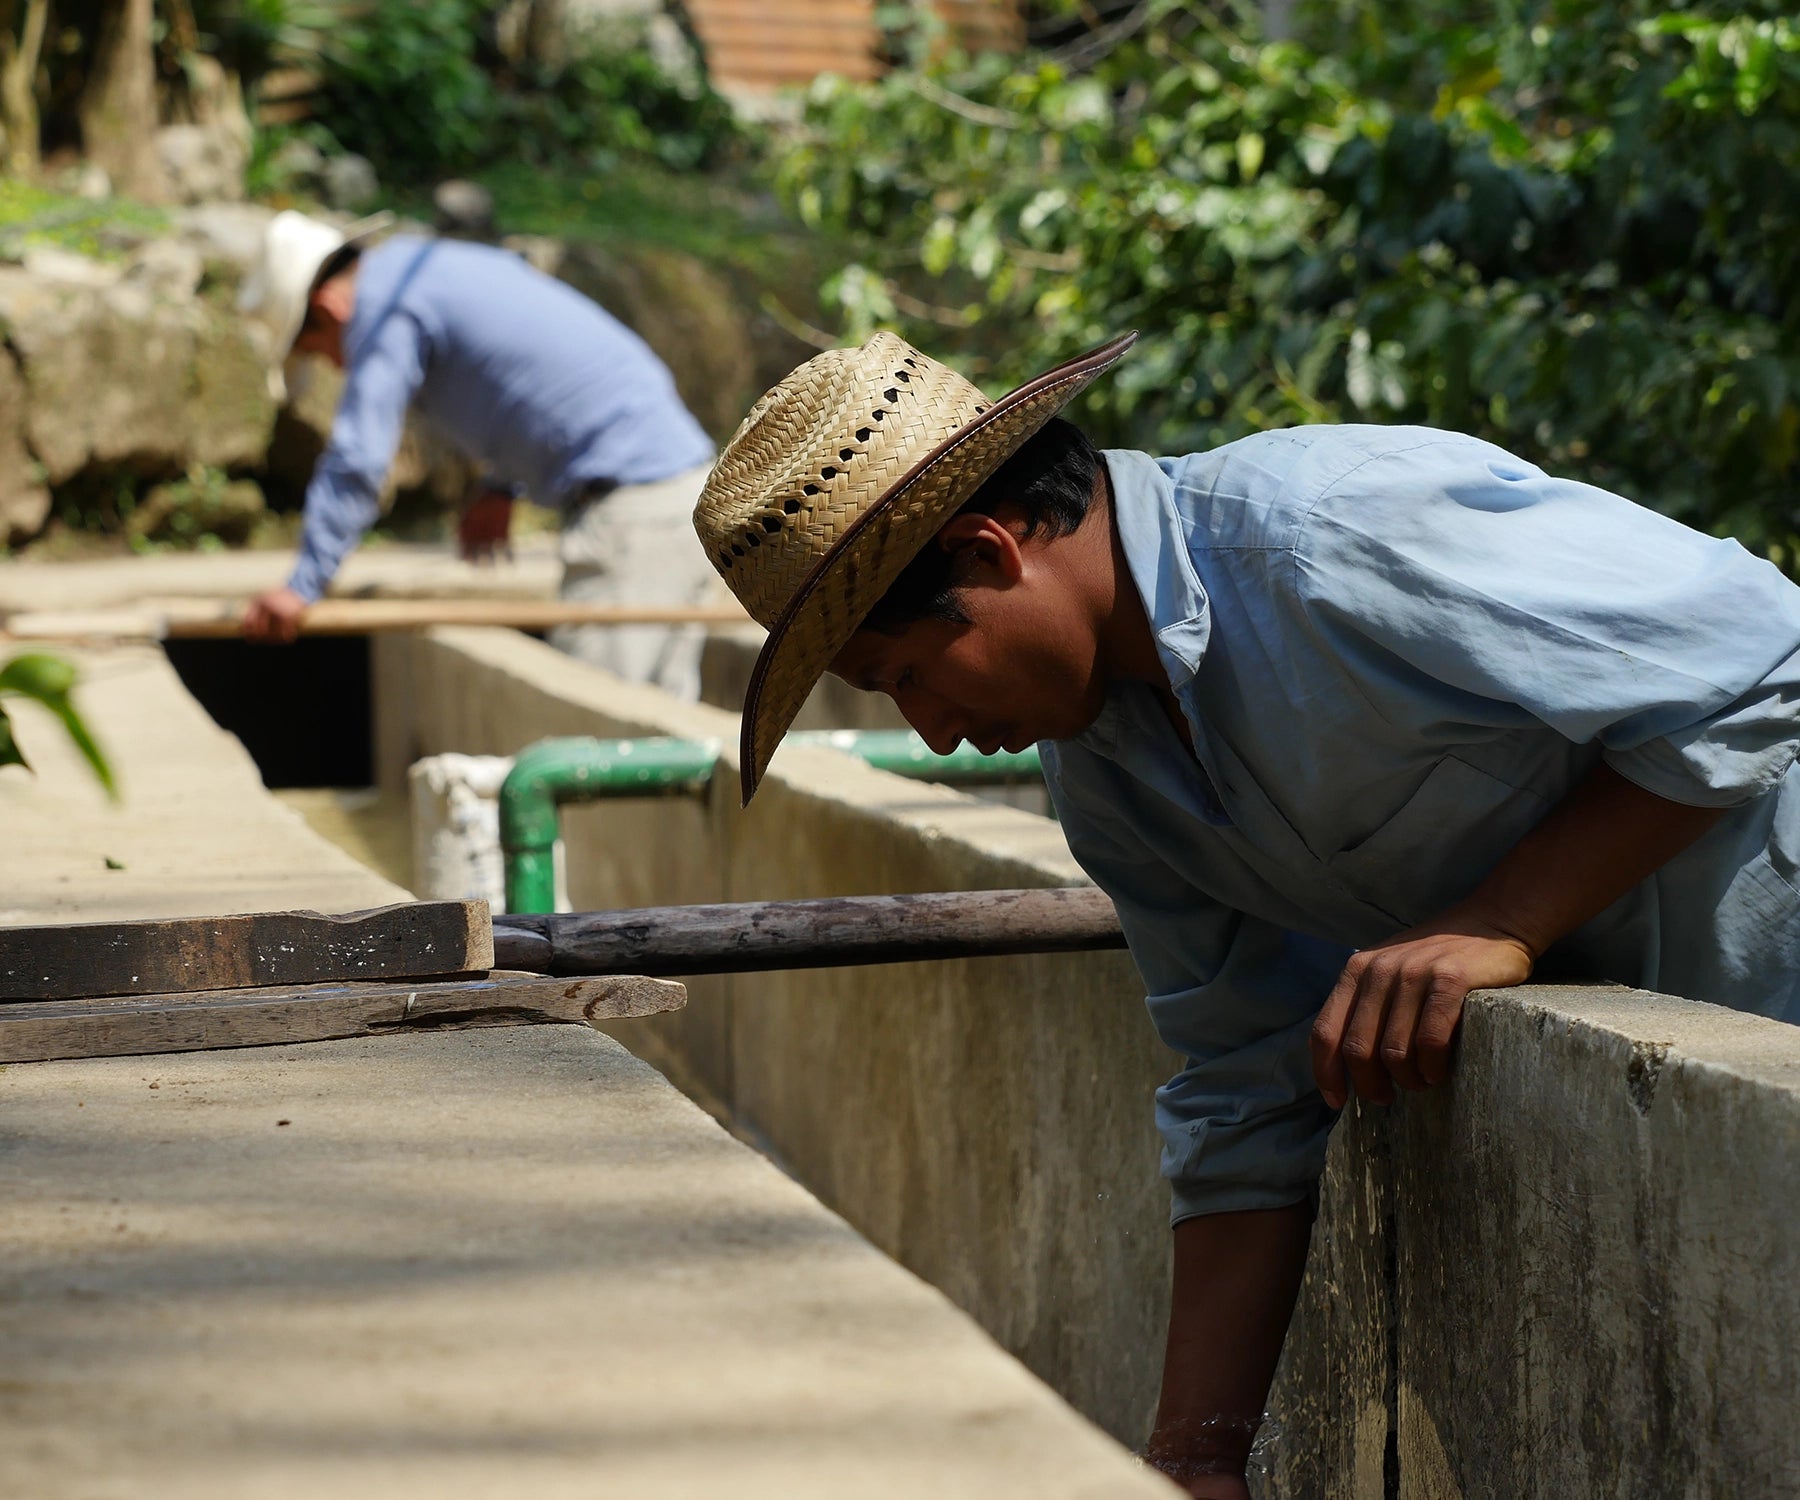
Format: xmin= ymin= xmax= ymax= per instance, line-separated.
xmin=312 ymin=275 xmax=355 ymax=326
xmin=933 ymin=512 xmax=1025 ymax=586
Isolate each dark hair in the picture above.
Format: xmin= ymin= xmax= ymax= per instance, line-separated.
xmin=298 ymin=245 xmax=364 ymax=336
xmin=863 ymin=416 xmax=1101 ymax=631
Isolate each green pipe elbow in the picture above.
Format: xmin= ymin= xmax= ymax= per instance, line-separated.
xmin=496 ymin=730 xmax=1042 ymax=914
xmin=500 ymin=736 xmax=722 ymax=913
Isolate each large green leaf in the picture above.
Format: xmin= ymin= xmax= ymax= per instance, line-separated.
xmin=0 ymin=702 xmax=28 ymax=774
xmin=0 ymin=653 xmax=117 ymax=801
xmin=0 ymin=653 xmax=77 ymax=699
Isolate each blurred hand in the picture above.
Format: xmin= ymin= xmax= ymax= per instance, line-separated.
xmin=458 ymin=485 xmax=514 ymax=563
xmin=1310 ymin=916 xmax=1534 ymax=1110
xmin=241 ymin=586 xmax=308 ymax=645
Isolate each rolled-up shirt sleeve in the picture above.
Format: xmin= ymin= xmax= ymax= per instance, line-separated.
xmin=1044 ymin=744 xmax=1343 ymax=1223
xmin=1295 ymin=436 xmax=1800 ymax=808
xmin=286 ymin=313 xmax=428 ymax=603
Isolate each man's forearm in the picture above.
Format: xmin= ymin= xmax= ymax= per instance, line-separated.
xmin=1312 ymin=761 xmax=1728 ymax=1107
xmin=1456 ymin=761 xmax=1726 ymax=955
xmin=1146 ymin=1202 xmax=1313 ymax=1498
xmin=288 ymin=448 xmax=392 ymax=603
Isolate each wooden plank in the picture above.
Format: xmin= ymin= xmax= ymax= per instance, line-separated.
xmin=2 ymin=598 xmax=751 ymax=643
xmin=694 ymin=15 xmax=878 ymax=36
xmin=713 ymin=57 xmax=881 ymax=84
xmin=689 ymin=0 xmax=873 ymax=19
xmin=493 ymin=888 xmax=1125 ymax=978
xmin=0 ymin=901 xmax=493 ymax=1002
xmin=0 ymin=970 xmax=685 ymax=1063
xmin=694 ymin=2 xmax=871 ymax=20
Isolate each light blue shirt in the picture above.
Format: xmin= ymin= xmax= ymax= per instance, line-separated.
xmin=288 ymin=236 xmax=715 ymax=601
xmin=1042 ymin=428 xmax=1800 ymax=1223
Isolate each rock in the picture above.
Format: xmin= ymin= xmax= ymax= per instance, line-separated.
xmin=127 ymin=473 xmax=266 ymax=547
xmin=123 ymin=238 xmax=204 ymax=300
xmin=547 ymin=240 xmax=759 ymax=439
xmin=189 ymin=302 xmax=278 ymax=469
xmin=0 ymin=269 xmax=275 ymax=484
xmin=0 ymin=350 xmax=50 ymax=547
xmin=156 ymin=123 xmax=248 ymax=205
xmin=63 ymin=162 xmax=113 ymax=201
xmin=433 ymin=179 xmax=496 ymax=240
xmin=500 ymin=234 xmax=562 ymax=278
xmin=19 ymin=247 xmax=120 ymax=289
xmin=268 ymin=137 xmax=327 ymax=192
xmin=323 ymin=153 xmax=381 ymax=213
xmin=172 ymin=202 xmax=274 ymax=282
xmin=15 ymin=284 xmax=194 ymax=480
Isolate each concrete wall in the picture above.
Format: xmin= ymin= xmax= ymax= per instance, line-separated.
xmin=374 ymin=627 xmax=1800 ymax=1495
xmin=375 ymin=625 xmax=1177 ymax=1444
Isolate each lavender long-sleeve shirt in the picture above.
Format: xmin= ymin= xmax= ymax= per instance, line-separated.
xmin=287 ymin=236 xmax=713 ymax=601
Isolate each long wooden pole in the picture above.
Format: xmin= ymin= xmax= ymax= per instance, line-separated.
xmin=1 ymin=598 xmax=752 ymax=642
xmin=492 ymin=888 xmax=1126 ymax=977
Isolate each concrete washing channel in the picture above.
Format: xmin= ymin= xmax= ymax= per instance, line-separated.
xmin=5 ymin=607 xmax=1799 ymax=1496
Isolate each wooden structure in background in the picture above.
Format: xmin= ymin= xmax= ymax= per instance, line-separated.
xmin=685 ymin=0 xmax=1022 ymax=90
xmin=252 ymin=2 xmax=1025 ymax=124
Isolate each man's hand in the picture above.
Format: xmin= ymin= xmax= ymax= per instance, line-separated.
xmin=1309 ymin=917 xmax=1533 ymax=1111
xmin=1310 ymin=763 xmax=1727 ymax=1111
xmin=241 ymin=586 xmax=309 ymax=645
xmin=458 ymin=485 xmax=514 ymax=563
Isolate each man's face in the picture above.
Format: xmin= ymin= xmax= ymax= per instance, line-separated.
xmin=829 ymin=521 xmax=1108 ymax=753
xmin=289 ymin=272 xmax=355 ymax=367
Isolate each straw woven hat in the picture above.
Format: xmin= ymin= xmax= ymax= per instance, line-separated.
xmin=695 ymin=328 xmax=1137 ymax=802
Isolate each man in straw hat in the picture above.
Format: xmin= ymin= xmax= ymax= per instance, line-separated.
xmin=695 ymin=330 xmax=1800 ymax=1494
xmin=238 ymin=210 xmax=717 ymax=698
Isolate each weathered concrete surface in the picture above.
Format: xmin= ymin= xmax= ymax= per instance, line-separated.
xmin=0 ymin=268 xmax=274 ymax=484
xmin=0 ymin=347 xmax=50 ymax=546
xmin=1 ymin=638 xmax=1176 ymax=1499
xmin=702 ymin=622 xmax=907 ymax=733
xmin=1392 ymin=986 xmax=1800 ymax=1500
xmin=1262 ymin=1099 xmax=1395 ymax=1500
xmin=375 ymin=626 xmax=1179 ymax=1446
xmin=0 ymin=1027 xmax=1174 ymax=1500
xmin=0 ymin=644 xmax=406 ymax=925
xmin=377 ymin=627 xmax=1800 ymax=1497
xmin=697 ymin=624 xmax=1049 ymax=813
xmin=0 ymin=538 xmax=561 ymax=615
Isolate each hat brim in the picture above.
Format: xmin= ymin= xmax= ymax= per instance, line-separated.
xmin=737 ymin=329 xmax=1138 ymax=803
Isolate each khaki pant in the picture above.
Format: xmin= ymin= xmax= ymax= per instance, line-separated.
xmin=550 ymin=464 xmax=717 ymax=703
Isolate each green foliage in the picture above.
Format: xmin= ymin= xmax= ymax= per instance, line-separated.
xmin=502 ymin=32 xmax=745 ymax=174
xmin=0 ymin=654 xmax=117 ymax=800
xmin=46 ymin=467 xmax=268 ymax=556
xmin=312 ymin=0 xmax=500 ymax=182
xmin=311 ymin=7 xmax=743 ymax=184
xmin=0 ymin=181 xmax=170 ymax=262
xmin=774 ymin=0 xmax=1800 ymax=567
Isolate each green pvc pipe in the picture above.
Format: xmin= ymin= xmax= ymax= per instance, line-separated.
xmin=498 ymin=731 xmax=1043 ymax=914
xmin=786 ymin=729 xmax=1042 ymax=784
xmin=500 ymin=736 xmax=722 ymax=914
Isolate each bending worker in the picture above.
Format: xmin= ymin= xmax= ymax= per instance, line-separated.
xmin=694 ymin=330 xmax=1800 ymax=1497
xmin=238 ymin=211 xmax=717 ymax=699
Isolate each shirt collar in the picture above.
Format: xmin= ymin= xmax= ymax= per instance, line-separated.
xmin=1102 ymin=448 xmax=1212 ymax=690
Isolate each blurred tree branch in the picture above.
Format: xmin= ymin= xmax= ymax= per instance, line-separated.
xmin=0 ymin=0 xmax=49 ymax=175
xmin=79 ymin=0 xmax=168 ymax=200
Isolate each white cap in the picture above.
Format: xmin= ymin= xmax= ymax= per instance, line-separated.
xmin=238 ymin=209 xmax=391 ymax=401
